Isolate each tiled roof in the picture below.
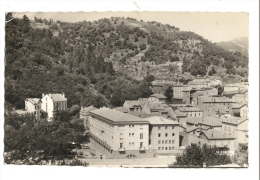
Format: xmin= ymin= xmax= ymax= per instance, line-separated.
xmin=221 ymin=116 xmax=248 ymax=125
xmin=114 ymin=107 xmax=128 ymax=113
xmin=25 ymin=98 xmax=41 ymax=105
xmin=150 ymin=93 xmax=167 ymax=99
xmin=90 ymin=108 xmax=149 ymax=124
xmin=201 ymin=129 xmax=235 ymax=140
xmin=177 ymin=106 xmax=202 ymax=112
xmin=186 ymin=117 xmax=201 ymax=124
xmin=232 ymin=103 xmax=246 ymax=109
xmin=186 ymin=117 xmax=222 ymax=127
xmin=124 ymin=100 xmax=141 ymax=107
xmin=145 ymin=116 xmax=180 ymax=125
xmin=49 ymin=94 xmax=67 ymax=101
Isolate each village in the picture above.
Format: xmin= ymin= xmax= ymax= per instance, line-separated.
xmin=12 ymin=76 xmax=249 ymax=167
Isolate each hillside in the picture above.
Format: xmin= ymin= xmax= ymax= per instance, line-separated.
xmin=5 ymin=13 xmax=248 ymax=110
xmin=217 ymin=37 xmax=248 ymax=57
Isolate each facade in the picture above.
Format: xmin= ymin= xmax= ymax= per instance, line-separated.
xmin=25 ymin=98 xmax=42 ymax=120
xmin=145 ymin=116 xmax=180 ymax=153
xmin=41 ymin=93 xmax=67 ymax=120
xmin=80 ymin=106 xmax=97 ymax=120
xmin=123 ymin=101 xmax=142 ymax=112
xmin=176 ymin=106 xmax=203 ymax=118
xmin=224 ymin=86 xmax=239 ymax=93
xmin=172 ymin=85 xmax=190 ymax=100
xmin=232 ymin=104 xmax=248 ymax=118
xmin=89 ymin=108 xmax=151 ymax=159
xmin=221 ymin=117 xmax=248 ymax=150
xmin=149 ymin=94 xmax=167 ymax=103
xmin=200 ymin=129 xmax=236 ymax=151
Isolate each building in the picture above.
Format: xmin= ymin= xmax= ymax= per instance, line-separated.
xmin=176 ymin=106 xmax=203 ymax=118
xmin=149 ymin=94 xmax=167 ymax=103
xmin=80 ymin=106 xmax=97 ymax=120
xmin=200 ymin=129 xmax=236 ymax=151
xmin=186 ymin=117 xmax=222 ymax=131
xmin=172 ymin=85 xmax=190 ymax=100
xmin=41 ymin=93 xmax=67 ymax=120
xmin=89 ymin=108 xmax=150 ymax=159
xmin=232 ymin=104 xmax=248 ymax=119
xmin=123 ymin=101 xmax=142 ymax=112
xmin=224 ymin=90 xmax=248 ymax=105
xmin=223 ymin=86 xmax=240 ymax=93
xmin=25 ymin=98 xmax=42 ymax=120
xmin=221 ymin=117 xmax=248 ymax=150
xmin=196 ymin=95 xmax=235 ymax=114
xmin=145 ymin=116 xmax=180 ymax=153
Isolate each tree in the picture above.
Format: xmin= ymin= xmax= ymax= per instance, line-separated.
xmin=169 ymin=144 xmax=232 ymax=167
xmin=144 ymin=75 xmax=155 ymax=83
xmin=164 ymin=86 xmax=173 ymax=101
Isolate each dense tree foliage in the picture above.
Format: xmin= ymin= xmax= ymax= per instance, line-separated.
xmin=168 ymin=144 xmax=232 ymax=167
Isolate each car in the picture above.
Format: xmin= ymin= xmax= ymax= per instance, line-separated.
xmin=78 ymin=152 xmax=83 ymax=156
xmin=82 ymin=146 xmax=90 ymax=149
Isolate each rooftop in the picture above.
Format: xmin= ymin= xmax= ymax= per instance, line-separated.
xmin=80 ymin=106 xmax=97 ymax=116
xmin=25 ymin=98 xmax=41 ymax=105
xmin=150 ymin=93 xmax=167 ymax=99
xmin=232 ymin=103 xmax=246 ymax=109
xmin=144 ymin=116 xmax=180 ymax=125
xmin=177 ymin=106 xmax=202 ymax=112
xmin=124 ymin=100 xmax=141 ymax=107
xmin=114 ymin=107 xmax=128 ymax=113
xmin=90 ymin=108 xmax=149 ymax=124
xmin=149 ymin=103 xmax=165 ymax=110
xmin=186 ymin=117 xmax=222 ymax=127
xmin=49 ymin=93 xmax=67 ymax=101
xmin=221 ymin=116 xmax=248 ymax=125
xmin=201 ymin=129 xmax=235 ymax=140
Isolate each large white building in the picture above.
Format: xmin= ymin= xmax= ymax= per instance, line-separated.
xmin=89 ymin=108 xmax=150 ymax=159
xmin=41 ymin=93 xmax=67 ymax=120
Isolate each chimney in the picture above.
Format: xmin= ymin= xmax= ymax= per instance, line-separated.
xmin=42 ymin=93 xmax=45 ymax=98
xmin=62 ymin=92 xmax=65 ymax=97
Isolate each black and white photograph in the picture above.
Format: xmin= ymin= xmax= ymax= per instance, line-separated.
xmin=0 ymin=1 xmax=259 ymax=180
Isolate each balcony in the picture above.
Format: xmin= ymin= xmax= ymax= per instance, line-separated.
xmin=118 ymin=147 xmax=125 ymax=152
xmin=139 ymin=147 xmax=146 ymax=151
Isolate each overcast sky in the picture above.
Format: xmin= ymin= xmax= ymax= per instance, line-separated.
xmin=13 ymin=12 xmax=248 ymax=43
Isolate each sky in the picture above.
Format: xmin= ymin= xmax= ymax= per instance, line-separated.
xmin=13 ymin=11 xmax=248 ymax=43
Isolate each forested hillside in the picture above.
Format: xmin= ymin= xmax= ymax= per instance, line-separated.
xmin=5 ymin=13 xmax=248 ymax=110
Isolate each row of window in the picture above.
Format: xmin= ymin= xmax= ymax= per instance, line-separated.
xmin=158 ymin=147 xmax=174 ymax=150
xmin=158 ymin=126 xmax=175 ymax=130
xmin=158 ymin=133 xmax=174 ymax=137
xmin=158 ymin=140 xmax=175 ymax=144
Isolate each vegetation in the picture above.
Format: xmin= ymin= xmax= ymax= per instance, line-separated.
xmin=168 ymin=144 xmax=232 ymax=168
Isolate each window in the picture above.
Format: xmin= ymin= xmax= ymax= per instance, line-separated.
xmin=169 ymin=147 xmax=171 ymax=150
xmin=120 ymin=143 xmax=123 ymax=149
xmin=158 ymin=147 xmax=161 ymax=150
xmin=132 ymin=142 xmax=134 ymax=146
xmin=158 ymin=133 xmax=161 ymax=137
xmin=165 ymin=140 xmax=167 ymax=144
xmin=178 ymin=119 xmax=180 ymax=122
xmin=158 ymin=126 xmax=161 ymax=130
xmin=165 ymin=133 xmax=168 ymax=137
xmin=172 ymin=126 xmax=174 ymax=129
xmin=162 ymin=140 xmax=164 ymax=144
xmin=172 ymin=133 xmax=175 ymax=136
xmin=140 ymin=133 xmax=143 ymax=139
xmin=165 ymin=126 xmax=168 ymax=130
xmin=129 ymin=125 xmax=131 ymax=128
xmin=172 ymin=147 xmax=174 ymax=150
xmin=162 ymin=147 xmax=164 ymax=150
xmin=132 ymin=125 xmax=134 ymax=128
xmin=172 ymin=140 xmax=175 ymax=144
xmin=169 ymin=140 xmax=171 ymax=144
xmin=129 ymin=142 xmax=131 ymax=146
xmin=165 ymin=147 xmax=168 ymax=150
xmin=228 ymin=127 xmax=230 ymax=131
xmin=158 ymin=140 xmax=161 ymax=144
xmin=132 ymin=133 xmax=134 ymax=136
xmin=140 ymin=142 xmax=143 ymax=148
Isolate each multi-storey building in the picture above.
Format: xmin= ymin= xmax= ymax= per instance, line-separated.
xmin=176 ymin=106 xmax=203 ymax=118
xmin=221 ymin=117 xmax=248 ymax=150
xmin=89 ymin=108 xmax=150 ymax=159
xmin=24 ymin=98 xmax=42 ymax=120
xmin=172 ymin=85 xmax=190 ymax=100
xmin=148 ymin=94 xmax=167 ymax=103
xmin=41 ymin=93 xmax=67 ymax=120
xmin=145 ymin=116 xmax=180 ymax=153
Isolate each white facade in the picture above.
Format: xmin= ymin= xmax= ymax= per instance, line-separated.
xmin=24 ymin=98 xmax=41 ymax=120
xmin=41 ymin=93 xmax=67 ymax=120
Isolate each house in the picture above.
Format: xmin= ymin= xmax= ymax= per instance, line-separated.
xmin=149 ymin=103 xmax=166 ymax=114
xmin=172 ymin=84 xmax=190 ymax=100
xmin=221 ymin=117 xmax=248 ymax=150
xmin=89 ymin=108 xmax=150 ymax=159
xmin=232 ymin=103 xmax=248 ymax=118
xmin=224 ymin=90 xmax=248 ymax=105
xmin=123 ymin=101 xmax=142 ymax=112
xmin=41 ymin=93 xmax=67 ymax=121
xmin=200 ymin=129 xmax=236 ymax=151
xmin=186 ymin=117 xmax=222 ymax=131
xmin=223 ymin=86 xmax=240 ymax=93
xmin=149 ymin=94 xmax=167 ymax=103
xmin=25 ymin=98 xmax=42 ymax=120
xmin=196 ymin=95 xmax=235 ymax=114
xmin=176 ymin=106 xmax=203 ymax=118
xmin=145 ymin=116 xmax=180 ymax=153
